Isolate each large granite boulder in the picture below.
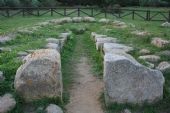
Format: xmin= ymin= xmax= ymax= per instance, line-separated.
xmin=0 ymin=94 xmax=16 ymax=113
xmin=14 ymin=49 xmax=62 ymax=102
xmin=104 ymin=53 xmax=164 ymax=104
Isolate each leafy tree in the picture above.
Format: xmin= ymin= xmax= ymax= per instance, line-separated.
xmin=5 ymin=0 xmax=20 ymax=7
xmin=0 ymin=0 xmax=5 ymax=7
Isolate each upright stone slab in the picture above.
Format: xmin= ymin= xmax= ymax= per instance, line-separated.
xmin=103 ymin=43 xmax=134 ymax=54
xmin=14 ymin=49 xmax=62 ymax=102
xmin=95 ymin=37 xmax=117 ymax=50
xmin=104 ymin=53 xmax=164 ymax=104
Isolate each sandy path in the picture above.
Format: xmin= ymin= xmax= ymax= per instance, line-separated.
xmin=66 ymin=57 xmax=104 ymax=113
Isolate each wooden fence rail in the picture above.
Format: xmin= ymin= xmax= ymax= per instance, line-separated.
xmin=0 ymin=7 xmax=169 ymax=22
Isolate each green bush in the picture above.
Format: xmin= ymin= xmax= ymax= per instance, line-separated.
xmin=139 ymin=0 xmax=161 ymax=6
xmin=5 ymin=0 xmax=20 ymax=7
xmin=0 ymin=0 xmax=5 ymax=7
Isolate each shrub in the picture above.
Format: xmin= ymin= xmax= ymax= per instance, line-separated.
xmin=0 ymin=0 xmax=5 ymax=7
xmin=5 ymin=0 xmax=20 ymax=7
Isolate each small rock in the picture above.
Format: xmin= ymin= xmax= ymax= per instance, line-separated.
xmin=139 ymin=55 xmax=161 ymax=63
xmin=98 ymin=18 xmax=110 ymax=24
xmin=72 ymin=17 xmax=83 ymax=23
xmin=83 ymin=17 xmax=96 ymax=22
xmin=46 ymin=43 xmax=60 ymax=52
xmin=0 ymin=71 xmax=5 ymax=82
xmin=122 ymin=109 xmax=131 ymax=113
xmin=139 ymin=49 xmax=151 ymax=55
xmin=151 ymin=38 xmax=170 ymax=48
xmin=0 ymin=94 xmax=16 ymax=113
xmin=46 ymin=38 xmax=60 ymax=44
xmin=161 ymin=22 xmax=170 ymax=27
xmin=0 ymin=35 xmax=12 ymax=44
xmin=17 ymin=51 xmax=28 ymax=57
xmin=45 ymin=104 xmax=63 ymax=113
xmin=0 ymin=47 xmax=12 ymax=53
xmin=157 ymin=61 xmax=170 ymax=73
xmin=60 ymin=17 xmax=73 ymax=23
xmin=131 ymin=30 xmax=150 ymax=36
xmin=158 ymin=50 xmax=170 ymax=57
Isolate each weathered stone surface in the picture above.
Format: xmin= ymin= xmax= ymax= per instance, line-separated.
xmin=157 ymin=61 xmax=170 ymax=73
xmin=0 ymin=94 xmax=16 ymax=113
xmin=104 ymin=53 xmax=164 ymax=104
xmin=45 ymin=104 xmax=63 ymax=113
xmin=46 ymin=38 xmax=60 ymax=44
xmin=103 ymin=43 xmax=134 ymax=54
xmin=138 ymin=55 xmax=161 ymax=63
xmin=72 ymin=17 xmax=83 ymax=23
xmin=14 ymin=49 xmax=62 ymax=102
xmin=0 ymin=71 xmax=5 ymax=82
xmin=46 ymin=43 xmax=60 ymax=52
xmin=139 ymin=49 xmax=151 ymax=55
xmin=95 ymin=37 xmax=117 ymax=50
xmin=161 ymin=22 xmax=170 ymax=27
xmin=83 ymin=17 xmax=96 ymax=22
xmin=98 ymin=18 xmax=110 ymax=24
xmin=151 ymin=38 xmax=170 ymax=48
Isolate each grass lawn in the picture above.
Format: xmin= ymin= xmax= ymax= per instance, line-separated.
xmin=0 ymin=8 xmax=170 ymax=113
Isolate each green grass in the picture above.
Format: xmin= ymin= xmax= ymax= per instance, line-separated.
xmin=0 ymin=9 xmax=170 ymax=113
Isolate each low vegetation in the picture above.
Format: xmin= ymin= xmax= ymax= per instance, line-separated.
xmin=0 ymin=13 xmax=170 ymax=113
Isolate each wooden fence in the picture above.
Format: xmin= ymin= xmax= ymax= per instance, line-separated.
xmin=0 ymin=7 xmax=169 ymax=22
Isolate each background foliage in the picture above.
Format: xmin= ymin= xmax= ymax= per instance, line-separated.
xmin=0 ymin=0 xmax=169 ymax=8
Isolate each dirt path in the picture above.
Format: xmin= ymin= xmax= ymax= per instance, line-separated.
xmin=65 ymin=35 xmax=104 ymax=113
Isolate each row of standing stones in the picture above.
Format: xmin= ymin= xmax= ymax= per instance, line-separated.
xmin=0 ymin=17 xmax=170 ymax=113
xmin=0 ymin=31 xmax=72 ymax=113
xmin=91 ymin=32 xmax=165 ymax=105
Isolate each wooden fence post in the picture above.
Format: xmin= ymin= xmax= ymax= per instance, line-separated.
xmin=91 ymin=8 xmax=94 ymax=17
xmin=169 ymin=11 xmax=170 ymax=22
xmin=64 ymin=8 xmax=66 ymax=16
xmin=132 ymin=10 xmax=135 ymax=20
xmin=6 ymin=8 xmax=9 ymax=17
xmin=22 ymin=8 xmax=25 ymax=17
xmin=37 ymin=8 xmax=40 ymax=16
xmin=51 ymin=8 xmax=53 ymax=16
xmin=78 ymin=7 xmax=80 ymax=17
